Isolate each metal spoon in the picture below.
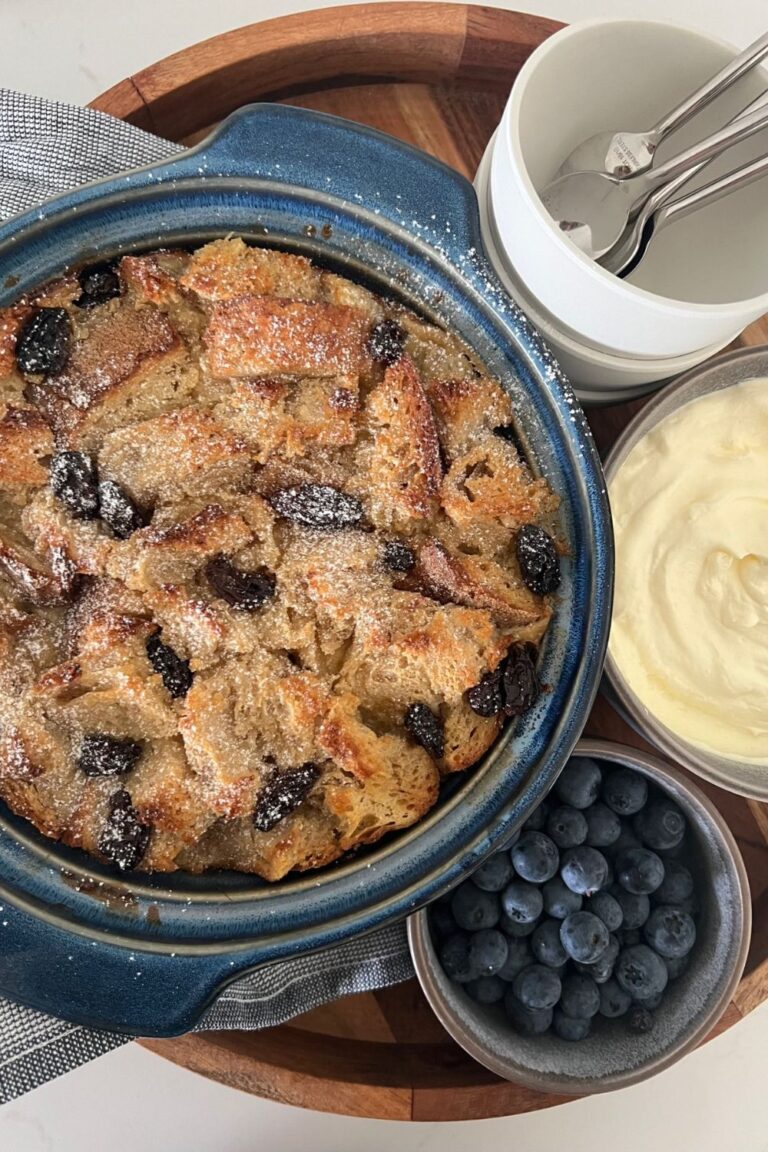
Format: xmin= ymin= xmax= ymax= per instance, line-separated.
xmin=540 ymin=99 xmax=768 ymax=261
xmin=604 ymin=150 xmax=768 ymax=279
xmin=599 ymin=92 xmax=767 ymax=276
xmin=557 ymin=29 xmax=768 ymax=178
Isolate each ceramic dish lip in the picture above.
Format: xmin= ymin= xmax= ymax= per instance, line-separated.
xmin=602 ymin=344 xmax=768 ymax=801
xmin=0 ymin=104 xmax=613 ymax=1033
xmin=502 ymin=17 xmax=768 ymax=325
xmin=407 ymin=736 xmax=752 ymax=1096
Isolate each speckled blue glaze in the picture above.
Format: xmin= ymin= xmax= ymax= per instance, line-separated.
xmin=0 ymin=105 xmax=612 ymax=1036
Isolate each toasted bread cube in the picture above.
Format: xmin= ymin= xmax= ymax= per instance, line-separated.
xmin=359 ymin=357 xmax=442 ymax=531
xmin=181 ymin=237 xmax=320 ymax=302
xmin=418 ymin=538 xmax=549 ymax=628
xmin=0 ymin=406 xmax=54 ymax=494
xmin=204 ymin=295 xmax=369 ymax=378
xmin=425 ymin=376 xmax=513 ymax=458
xmin=28 ymin=304 xmax=195 ymax=450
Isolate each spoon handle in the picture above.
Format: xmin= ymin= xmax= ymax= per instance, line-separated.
xmin=655 ymin=151 xmax=768 ymax=234
xmin=651 ymin=30 xmax=768 ymax=145
xmin=646 ymin=97 xmax=768 ymax=189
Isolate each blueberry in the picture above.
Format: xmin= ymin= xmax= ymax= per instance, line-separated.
xmin=553 ymin=1008 xmax=591 ymax=1041
xmin=644 ymin=906 xmax=696 ymax=959
xmin=542 ymin=876 xmax=582 ymax=920
xmin=500 ymin=913 xmax=539 ymax=938
xmin=668 ymin=894 xmax=700 ymax=918
xmin=664 ymin=952 xmax=690 ymax=981
xmin=634 ymin=798 xmax=686 ymax=851
xmin=439 ymin=933 xmax=475 ymax=983
xmin=466 ymin=975 xmax=506 ymax=1004
xmin=654 ymin=860 xmax=694 ymax=906
xmin=583 ymin=802 xmax=621 ymax=848
xmin=501 ymin=879 xmax=544 ymax=925
xmin=404 ymin=702 xmax=445 ymax=759
xmin=451 ymin=881 xmax=500 ymax=931
xmin=640 ymin=993 xmax=663 ymax=1010
xmin=560 ymin=846 xmax=609 ymax=896
xmin=547 ymin=805 xmax=588 ymax=848
xmin=618 ymin=927 xmax=641 ymax=948
xmin=469 ymin=929 xmax=509 ymax=977
xmin=98 ymin=789 xmax=150 ymax=871
xmin=504 ymin=992 xmax=553 ymax=1035
xmin=515 ymin=524 xmax=560 ymax=596
xmin=205 ymin=556 xmax=277 ymax=612
xmin=16 ymin=307 xmax=71 ymax=376
xmin=511 ymin=832 xmax=559 ymax=883
xmin=610 ymin=885 xmax=650 ymax=930
xmin=559 ymin=971 xmax=600 ymax=1019
xmin=497 ymin=936 xmax=532 ymax=981
xmin=429 ymin=902 xmax=458 ymax=940
xmin=253 ymin=763 xmax=321 ymax=832
xmin=599 ymin=978 xmax=632 ymax=1018
xmin=50 ymin=451 xmax=99 ymax=520
xmin=607 ymin=823 xmax=642 ymax=857
xmin=513 ymin=964 xmax=562 ymax=1010
xmin=602 ymin=767 xmax=648 ymax=816
xmin=628 ymin=1006 xmax=655 ymax=1034
xmin=616 ymin=848 xmax=666 ymax=896
xmin=615 ymin=945 xmax=668 ymax=1001
xmin=555 ymin=757 xmax=602 ymax=809
xmin=584 ymin=891 xmax=623 ymax=933
xmin=560 ymin=911 xmax=610 ymax=964
xmin=575 ymin=933 xmax=619 ymax=983
xmin=522 ymin=801 xmax=549 ymax=832
xmin=531 ymin=919 xmax=568 ymax=968
xmin=473 ymin=851 xmax=514 ymax=892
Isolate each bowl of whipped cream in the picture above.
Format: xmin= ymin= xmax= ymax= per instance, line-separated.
xmin=604 ymin=346 xmax=768 ymax=801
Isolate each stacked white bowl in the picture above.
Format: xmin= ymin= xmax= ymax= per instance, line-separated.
xmin=475 ymin=21 xmax=768 ymax=404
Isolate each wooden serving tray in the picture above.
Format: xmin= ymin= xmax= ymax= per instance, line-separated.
xmin=91 ymin=2 xmax=768 ymax=1122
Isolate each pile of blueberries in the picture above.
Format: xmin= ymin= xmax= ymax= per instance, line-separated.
xmin=431 ymin=757 xmax=699 ymax=1041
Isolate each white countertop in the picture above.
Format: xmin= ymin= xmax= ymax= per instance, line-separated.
xmin=1 ymin=1 xmax=767 ymax=1148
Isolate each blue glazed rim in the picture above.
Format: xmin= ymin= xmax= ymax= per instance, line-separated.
xmin=0 ymin=105 xmax=612 ymax=1036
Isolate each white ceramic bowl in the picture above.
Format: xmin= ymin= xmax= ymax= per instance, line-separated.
xmin=475 ymin=135 xmax=731 ymax=402
xmin=603 ymin=345 xmax=768 ymax=801
xmin=494 ymin=20 xmax=768 ymax=359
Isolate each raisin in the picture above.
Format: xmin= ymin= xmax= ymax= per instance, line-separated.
xmin=382 ymin=538 xmax=416 ymax=573
xmin=49 ymin=451 xmax=99 ymax=520
xmin=367 ymin=319 xmax=406 ymax=365
xmin=78 ymin=733 xmax=142 ymax=777
xmin=503 ymin=643 xmax=539 ymax=716
xmin=98 ymin=479 xmax=148 ymax=539
xmin=404 ymin=702 xmax=445 ymax=758
xmin=253 ymin=762 xmax=321 ymax=832
xmin=15 ymin=307 xmax=71 ymax=376
xmin=76 ymin=262 xmax=121 ymax=309
xmin=146 ymin=632 xmax=192 ymax=699
xmin=467 ymin=665 xmax=504 ymax=717
xmin=205 ymin=556 xmax=277 ymax=611
xmin=515 ymin=524 xmax=561 ymax=596
xmin=98 ymin=789 xmax=150 ymax=871
xmin=268 ymin=484 xmax=363 ymax=530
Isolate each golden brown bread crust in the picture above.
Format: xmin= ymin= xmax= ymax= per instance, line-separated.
xmin=0 ymin=238 xmax=560 ymax=879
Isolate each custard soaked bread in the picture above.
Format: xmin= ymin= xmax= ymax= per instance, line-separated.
xmin=0 ymin=239 xmax=561 ymax=879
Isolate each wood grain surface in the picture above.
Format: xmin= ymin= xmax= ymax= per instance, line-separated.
xmin=90 ymin=2 xmax=768 ymax=1122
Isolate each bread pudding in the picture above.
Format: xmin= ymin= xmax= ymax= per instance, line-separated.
xmin=0 ymin=239 xmax=561 ymax=879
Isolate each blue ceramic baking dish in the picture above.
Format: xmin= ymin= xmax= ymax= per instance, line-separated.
xmin=0 ymin=104 xmax=612 ymax=1036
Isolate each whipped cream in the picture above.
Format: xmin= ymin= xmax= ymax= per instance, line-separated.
xmin=609 ymin=377 xmax=768 ymax=765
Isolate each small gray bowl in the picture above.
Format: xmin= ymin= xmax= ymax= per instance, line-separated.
xmin=408 ymin=738 xmax=751 ymax=1096
xmin=603 ymin=345 xmax=768 ymax=801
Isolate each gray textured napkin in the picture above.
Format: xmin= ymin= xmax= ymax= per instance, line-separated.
xmin=0 ymin=88 xmax=413 ymax=1106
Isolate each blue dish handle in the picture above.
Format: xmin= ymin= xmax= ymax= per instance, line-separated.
xmin=187 ymin=103 xmax=486 ymax=266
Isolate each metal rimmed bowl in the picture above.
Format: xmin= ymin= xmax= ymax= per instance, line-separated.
xmin=603 ymin=345 xmax=768 ymax=801
xmin=0 ymin=104 xmax=611 ymax=1036
xmin=408 ymin=738 xmax=751 ymax=1096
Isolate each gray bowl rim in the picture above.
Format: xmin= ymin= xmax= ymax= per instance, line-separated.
xmin=407 ymin=736 xmax=752 ymax=1096
xmin=602 ymin=344 xmax=768 ymax=801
